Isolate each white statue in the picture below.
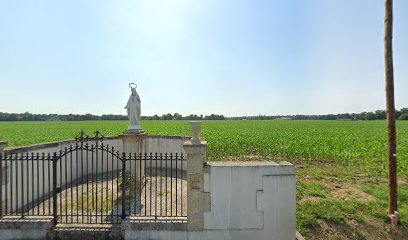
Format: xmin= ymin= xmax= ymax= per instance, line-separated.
xmin=125 ymin=83 xmax=141 ymax=130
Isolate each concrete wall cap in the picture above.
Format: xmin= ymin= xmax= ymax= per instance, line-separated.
xmin=0 ymin=216 xmax=53 ymax=229
xmin=4 ymin=134 xmax=190 ymax=154
xmin=207 ymin=161 xmax=293 ymax=167
xmin=183 ymin=140 xmax=207 ymax=146
xmin=4 ymin=136 xmax=121 ymax=154
xmin=147 ymin=135 xmax=190 ymax=140
xmin=123 ymin=217 xmax=187 ymax=231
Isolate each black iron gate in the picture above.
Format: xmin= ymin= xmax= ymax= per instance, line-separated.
xmin=0 ymin=131 xmax=186 ymax=225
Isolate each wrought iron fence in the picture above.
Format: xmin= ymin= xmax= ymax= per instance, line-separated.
xmin=0 ymin=153 xmax=54 ymax=217
xmin=0 ymin=132 xmax=186 ymax=224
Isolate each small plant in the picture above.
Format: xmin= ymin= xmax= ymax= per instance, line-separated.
xmin=119 ymin=171 xmax=136 ymax=189
xmin=158 ymin=190 xmax=170 ymax=197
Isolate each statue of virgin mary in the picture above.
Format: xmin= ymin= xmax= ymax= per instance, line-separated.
xmin=125 ymin=83 xmax=141 ymax=131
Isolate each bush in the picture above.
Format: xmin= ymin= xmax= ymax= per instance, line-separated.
xmin=399 ymin=113 xmax=408 ymax=120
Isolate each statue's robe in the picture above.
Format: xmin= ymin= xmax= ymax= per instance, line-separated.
xmin=125 ymin=93 xmax=141 ymax=129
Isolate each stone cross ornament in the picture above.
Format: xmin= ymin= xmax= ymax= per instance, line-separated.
xmin=125 ymin=83 xmax=141 ymax=131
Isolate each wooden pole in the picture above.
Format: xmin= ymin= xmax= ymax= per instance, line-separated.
xmin=384 ymin=0 xmax=397 ymax=215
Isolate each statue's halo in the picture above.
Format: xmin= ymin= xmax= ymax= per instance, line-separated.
xmin=129 ymin=83 xmax=137 ymax=89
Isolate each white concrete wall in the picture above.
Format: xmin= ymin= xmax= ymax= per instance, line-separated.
xmin=144 ymin=136 xmax=188 ymax=155
xmin=144 ymin=136 xmax=188 ymax=172
xmin=124 ymin=161 xmax=296 ymax=240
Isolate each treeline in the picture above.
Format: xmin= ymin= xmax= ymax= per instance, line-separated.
xmin=1 ymin=108 xmax=407 ymax=121
xmin=142 ymin=113 xmax=225 ymax=120
xmin=230 ymin=108 xmax=408 ymax=121
xmin=0 ymin=112 xmax=225 ymax=121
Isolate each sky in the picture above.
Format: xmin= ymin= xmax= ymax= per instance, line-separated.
xmin=0 ymin=0 xmax=407 ymax=117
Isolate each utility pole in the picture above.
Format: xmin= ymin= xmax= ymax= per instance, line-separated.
xmin=384 ymin=0 xmax=397 ymax=215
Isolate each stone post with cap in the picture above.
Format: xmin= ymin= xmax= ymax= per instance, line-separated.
xmin=183 ymin=121 xmax=211 ymax=231
xmin=0 ymin=141 xmax=6 ymax=154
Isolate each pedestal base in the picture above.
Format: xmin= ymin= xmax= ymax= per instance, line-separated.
xmin=124 ymin=128 xmax=145 ymax=135
xmin=120 ymin=131 xmax=147 ymax=193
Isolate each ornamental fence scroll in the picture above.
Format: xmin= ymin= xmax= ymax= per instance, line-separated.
xmin=0 ymin=131 xmax=186 ymax=224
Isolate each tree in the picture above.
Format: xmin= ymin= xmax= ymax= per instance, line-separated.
xmin=161 ymin=113 xmax=173 ymax=120
xmin=375 ymin=110 xmax=386 ymax=120
xmin=173 ymin=113 xmax=183 ymax=120
xmin=365 ymin=112 xmax=376 ymax=120
xmin=384 ymin=0 xmax=397 ymax=216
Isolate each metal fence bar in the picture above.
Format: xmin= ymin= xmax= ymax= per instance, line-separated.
xmin=75 ymin=145 xmax=79 ymax=223
xmin=165 ymin=153 xmax=168 ymax=216
xmin=155 ymin=152 xmax=158 ymax=219
xmin=95 ymin=144 xmax=99 ymax=223
xmin=170 ymin=153 xmax=173 ymax=217
xmin=175 ymin=153 xmax=178 ymax=216
xmin=91 ymin=145 xmax=95 ymax=224
xmin=100 ymin=142 xmax=104 ymax=224
xmin=0 ymin=154 xmax=2 ymax=216
xmin=15 ymin=154 xmax=18 ymax=215
xmin=58 ymin=150 xmax=62 ymax=222
xmin=144 ymin=152 xmax=147 ymax=217
xmin=160 ymin=153 xmax=163 ymax=217
xmin=52 ymin=152 xmax=57 ymax=225
xmin=116 ymin=151 xmax=120 ymax=222
xmin=180 ymin=153 xmax=184 ymax=216
xmin=111 ymin=147 xmax=115 ymax=223
xmin=80 ymin=143 xmax=84 ymax=223
xmin=47 ymin=153 xmax=51 ymax=216
xmin=5 ymin=155 xmax=8 ymax=215
xmin=121 ymin=152 xmax=126 ymax=220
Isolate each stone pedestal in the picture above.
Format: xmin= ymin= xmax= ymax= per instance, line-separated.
xmin=0 ymin=141 xmax=6 ymax=154
xmin=120 ymin=131 xmax=146 ymax=191
xmin=183 ymin=140 xmax=210 ymax=231
xmin=0 ymin=141 xmax=7 ymax=185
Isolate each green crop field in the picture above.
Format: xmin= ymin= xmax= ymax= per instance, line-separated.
xmin=1 ymin=120 xmax=408 ymax=178
xmin=0 ymin=120 xmax=407 ymax=163
xmin=0 ymin=120 xmax=407 ymax=160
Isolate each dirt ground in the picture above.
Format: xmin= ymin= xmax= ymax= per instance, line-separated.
xmin=304 ymin=218 xmax=408 ymax=240
xmin=27 ymin=168 xmax=187 ymax=224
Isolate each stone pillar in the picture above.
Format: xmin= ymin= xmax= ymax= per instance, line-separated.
xmin=120 ymin=131 xmax=146 ymax=190
xmin=0 ymin=141 xmax=6 ymax=154
xmin=183 ymin=138 xmax=210 ymax=231
xmin=0 ymin=141 xmax=7 ymax=215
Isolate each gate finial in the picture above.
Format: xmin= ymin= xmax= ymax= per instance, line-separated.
xmin=75 ymin=130 xmax=89 ymax=142
xmin=74 ymin=130 xmax=104 ymax=143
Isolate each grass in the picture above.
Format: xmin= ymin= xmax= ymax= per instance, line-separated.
xmin=362 ymin=184 xmax=408 ymax=225
xmin=297 ymin=181 xmax=329 ymax=201
xmin=296 ymin=165 xmax=408 ymax=238
xmin=63 ymin=192 xmax=119 ymax=213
